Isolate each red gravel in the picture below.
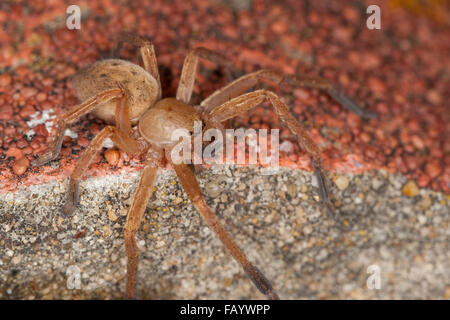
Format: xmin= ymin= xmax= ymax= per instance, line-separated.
xmin=0 ymin=0 xmax=449 ymax=194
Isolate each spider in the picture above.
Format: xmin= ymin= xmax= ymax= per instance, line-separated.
xmin=31 ymin=32 xmax=375 ymax=300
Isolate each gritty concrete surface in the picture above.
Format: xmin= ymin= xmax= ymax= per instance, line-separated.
xmin=0 ymin=165 xmax=448 ymax=299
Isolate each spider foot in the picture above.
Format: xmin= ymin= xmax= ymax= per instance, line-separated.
xmin=245 ymin=265 xmax=280 ymax=300
xmin=313 ymin=161 xmax=338 ymax=220
xmin=327 ymin=87 xmax=377 ymax=120
xmin=63 ymin=181 xmax=79 ymax=215
xmin=62 ymin=201 xmax=75 ymax=215
xmin=31 ymin=153 xmax=57 ymax=167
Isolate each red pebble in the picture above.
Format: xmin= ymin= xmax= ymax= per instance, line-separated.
xmin=33 ymin=124 xmax=48 ymax=137
xmin=30 ymin=140 xmax=40 ymax=149
xmin=411 ymin=135 xmax=425 ymax=150
xmin=16 ymin=139 xmax=28 ymax=149
xmin=0 ymin=73 xmax=12 ymax=87
xmin=105 ymin=149 xmax=120 ymax=166
xmin=36 ymin=92 xmax=47 ymax=102
xmin=20 ymin=87 xmax=38 ymax=98
xmin=425 ymin=161 xmax=442 ymax=179
xmin=21 ymin=146 xmax=33 ymax=155
xmin=12 ymin=157 xmax=30 ymax=175
xmin=417 ymin=174 xmax=431 ymax=187
xmin=19 ymin=104 xmax=36 ymax=118
xmin=360 ymin=132 xmax=371 ymax=144
xmin=77 ymin=137 xmax=89 ymax=147
xmin=0 ymin=104 xmax=13 ymax=120
xmin=6 ymin=147 xmax=23 ymax=159
xmin=364 ymin=146 xmax=377 ymax=159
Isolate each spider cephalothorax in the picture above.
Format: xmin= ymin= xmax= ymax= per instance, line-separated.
xmin=32 ymin=31 xmax=375 ymax=300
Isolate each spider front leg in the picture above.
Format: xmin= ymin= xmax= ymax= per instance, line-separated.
xmin=201 ymin=69 xmax=376 ymax=119
xmin=176 ymin=47 xmax=232 ymax=104
xmin=168 ymin=155 xmax=279 ymax=300
xmin=207 ymin=90 xmax=336 ymax=219
xmin=31 ymin=89 xmax=123 ymax=167
xmin=62 ymin=125 xmax=115 ymax=214
xmin=112 ymin=31 xmax=162 ymax=98
xmin=124 ymin=163 xmax=159 ymax=299
xmin=62 ymin=94 xmax=146 ymax=215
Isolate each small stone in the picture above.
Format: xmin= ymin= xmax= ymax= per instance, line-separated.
xmin=279 ymin=140 xmax=293 ymax=153
xmin=0 ymin=73 xmax=12 ymax=87
xmin=411 ymin=135 xmax=425 ymax=150
xmin=12 ymin=157 xmax=30 ymax=175
xmin=237 ymin=183 xmax=246 ymax=191
xmin=107 ymin=210 xmax=118 ymax=222
xmin=12 ymin=256 xmax=22 ymax=265
xmin=21 ymin=87 xmax=38 ymax=98
xmin=277 ymin=190 xmax=286 ymax=200
xmin=334 ymin=176 xmax=349 ymax=190
xmin=77 ymin=137 xmax=89 ymax=148
xmin=104 ymin=273 xmax=113 ymax=281
xmin=360 ymin=132 xmax=371 ymax=143
xmin=220 ymin=194 xmax=228 ymax=203
xmin=36 ymin=92 xmax=47 ymax=102
xmin=205 ymin=181 xmax=222 ymax=198
xmin=311 ymin=176 xmax=318 ymax=188
xmin=286 ymin=183 xmax=297 ymax=199
xmin=33 ymin=124 xmax=48 ymax=137
xmin=173 ymin=197 xmax=183 ymax=205
xmin=417 ymin=215 xmax=427 ymax=224
xmin=299 ymin=184 xmax=308 ymax=193
xmin=0 ymin=104 xmax=13 ymax=120
xmin=16 ymin=139 xmax=28 ymax=148
xmin=371 ymin=178 xmax=384 ymax=190
xmin=402 ymin=180 xmax=419 ymax=197
xmin=419 ymin=195 xmax=432 ymax=210
xmin=19 ymin=104 xmax=35 ymax=118
xmin=303 ymin=225 xmax=313 ymax=235
xmin=426 ymin=89 xmax=442 ymax=105
xmin=6 ymin=147 xmax=23 ymax=159
xmin=316 ymin=248 xmax=328 ymax=261
xmin=417 ymin=174 xmax=430 ymax=188
xmin=425 ymin=162 xmax=442 ymax=179
xmin=105 ymin=149 xmax=119 ymax=166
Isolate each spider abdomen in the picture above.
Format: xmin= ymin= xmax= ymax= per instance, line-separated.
xmin=138 ymin=98 xmax=201 ymax=147
xmin=71 ymin=59 xmax=159 ymax=124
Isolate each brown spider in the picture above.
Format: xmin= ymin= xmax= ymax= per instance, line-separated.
xmin=31 ymin=32 xmax=375 ymax=300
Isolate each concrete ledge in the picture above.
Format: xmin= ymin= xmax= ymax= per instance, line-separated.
xmin=0 ymin=165 xmax=448 ymax=299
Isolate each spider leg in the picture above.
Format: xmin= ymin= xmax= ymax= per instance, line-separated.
xmin=31 ymin=89 xmax=123 ymax=167
xmin=112 ymin=85 xmax=146 ymax=155
xmin=62 ymin=126 xmax=115 ymax=215
xmin=176 ymin=47 xmax=231 ymax=104
xmin=207 ymin=90 xmax=336 ymax=219
xmin=63 ymin=94 xmax=146 ymax=215
xmin=168 ymin=157 xmax=279 ymax=300
xmin=112 ymin=31 xmax=161 ymax=98
xmin=200 ymin=69 xmax=376 ymax=119
xmin=124 ymin=164 xmax=159 ymax=299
